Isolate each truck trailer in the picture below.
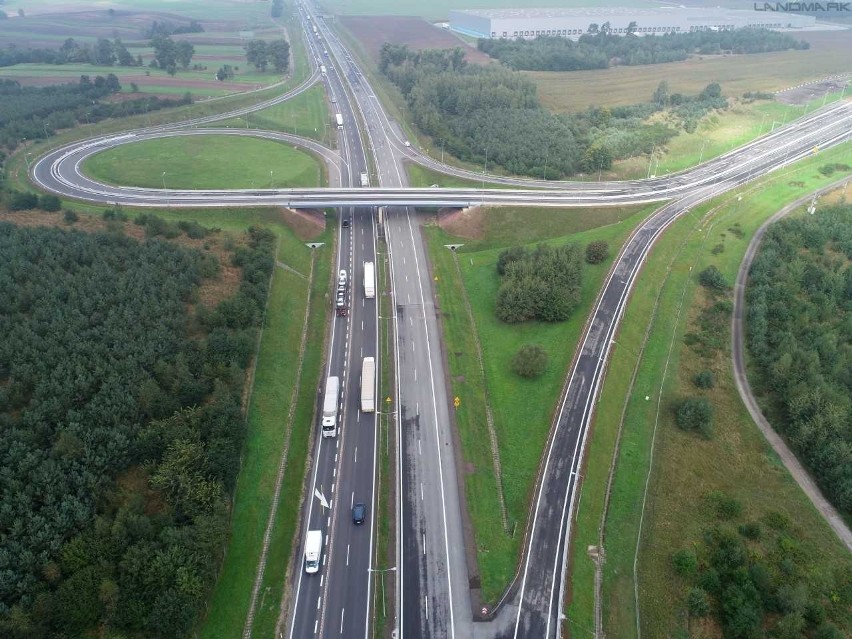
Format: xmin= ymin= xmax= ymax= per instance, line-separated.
xmin=363 ymin=261 xmax=375 ymax=299
xmin=359 ymin=172 xmax=369 ymax=187
xmin=321 ymin=376 xmax=340 ymax=437
xmin=360 ymin=357 xmax=375 ymax=413
xmin=304 ymin=530 xmax=323 ymax=574
xmin=320 ymin=64 xmax=327 ymax=75
xmin=335 ymin=113 xmax=343 ymax=129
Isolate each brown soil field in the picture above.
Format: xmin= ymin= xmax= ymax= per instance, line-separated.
xmin=340 ymin=16 xmax=491 ymax=65
xmin=283 ymin=208 xmax=325 ymax=240
xmin=436 ymin=206 xmax=484 ymax=239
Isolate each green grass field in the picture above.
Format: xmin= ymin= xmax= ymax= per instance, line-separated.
xmin=424 ymin=202 xmax=658 ymax=602
xmin=0 ymin=0 xmax=274 ymax=22
xmin=82 ymin=135 xmax=322 ymax=189
xmin=567 ymin=143 xmax=852 ymax=639
xmin=215 ymin=84 xmax=330 ymax=143
xmin=533 ymin=31 xmax=852 ymax=114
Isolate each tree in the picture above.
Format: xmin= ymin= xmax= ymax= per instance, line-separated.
xmin=701 ymin=82 xmax=723 ymax=100
xmin=672 ymin=549 xmax=698 ymax=576
xmin=676 ymin=396 xmax=713 ymax=437
xmin=653 ymin=80 xmax=670 ymax=107
xmin=150 ymin=35 xmax=177 ymax=69
xmin=627 ymin=21 xmax=638 ymax=35
xmin=8 ymin=190 xmax=38 ymax=210
xmin=93 ymin=38 xmax=115 ymax=66
xmin=175 ymin=40 xmax=194 ymax=70
xmin=694 ymin=370 xmax=715 ymax=389
xmin=114 ymin=38 xmax=135 ymax=66
xmin=267 ymin=38 xmax=290 ymax=73
xmin=687 ymin=587 xmax=711 ymax=617
xmin=245 ymin=39 xmax=269 ymax=71
xmin=216 ymin=64 xmax=234 ymax=81
xmin=585 ymin=240 xmax=609 ymax=264
xmin=512 ymin=344 xmax=548 ymax=378
xmin=698 ymin=265 xmax=727 ymax=290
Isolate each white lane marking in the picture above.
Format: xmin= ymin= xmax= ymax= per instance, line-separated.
xmin=414 ymin=368 xmax=417 ymax=382
xmin=346 ymin=544 xmax=350 ymax=567
xmin=409 ymin=316 xmax=413 ymax=327
xmin=317 ymin=596 xmax=322 ymax=610
xmin=425 ymin=596 xmax=429 ymax=620
xmin=362 ymin=320 xmax=364 ymax=331
xmin=421 ymin=482 xmax=424 ymax=501
xmin=340 ymin=608 xmax=345 ymax=634
xmin=403 ymin=256 xmax=406 ymax=266
xmin=418 ymin=439 xmax=422 ymax=455
xmin=331 ymin=483 xmax=335 ymax=494
xmin=416 ymin=401 xmax=419 ymax=415
xmin=354 ymin=446 xmax=358 ymax=463
xmin=314 ymin=620 xmax=318 ymax=634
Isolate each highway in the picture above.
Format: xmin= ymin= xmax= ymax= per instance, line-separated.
xmin=21 ymin=6 xmax=852 ymax=638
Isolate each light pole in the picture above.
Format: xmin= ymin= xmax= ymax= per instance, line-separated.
xmin=697 ymin=139 xmax=708 ymax=166
xmin=481 ymin=146 xmax=488 ymax=189
xmin=269 ymin=169 xmax=273 ymax=187
xmin=543 ymin=150 xmax=548 ymax=181
xmin=440 ymin=139 xmax=444 ymax=164
xmin=162 ymin=171 xmax=167 ymax=190
xmin=646 ymin=145 xmax=655 ymax=179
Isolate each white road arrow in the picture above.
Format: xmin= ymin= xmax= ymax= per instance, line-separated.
xmin=314 ymin=488 xmax=330 ymax=509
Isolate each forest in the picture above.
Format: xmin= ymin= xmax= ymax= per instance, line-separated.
xmin=746 ymin=204 xmax=852 ymax=514
xmin=0 ymin=76 xmax=191 ymax=152
xmin=0 ymin=223 xmax=275 ymax=638
xmin=478 ymin=28 xmax=808 ymax=72
xmin=379 ymin=44 xmax=727 ymax=178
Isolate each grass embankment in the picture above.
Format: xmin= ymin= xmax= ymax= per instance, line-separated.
xmin=82 ymin=135 xmax=322 ymax=189
xmin=215 ymin=84 xmax=330 ymax=144
xmin=567 ymin=143 xmax=852 ymax=639
xmin=424 ymin=202 xmax=658 ymax=602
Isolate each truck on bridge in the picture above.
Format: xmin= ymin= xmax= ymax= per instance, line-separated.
xmin=360 ymin=357 xmax=375 ymax=413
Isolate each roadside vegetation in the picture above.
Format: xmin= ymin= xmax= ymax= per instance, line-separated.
xmin=424 ymin=202 xmax=658 ymax=602
xmin=82 ymin=134 xmax=323 ymax=190
xmin=566 ymin=145 xmax=852 ymax=639
xmin=0 ymin=218 xmax=275 ymax=636
xmin=745 ymin=202 xmax=852 ymax=514
xmin=479 ymin=29 xmax=807 ymax=71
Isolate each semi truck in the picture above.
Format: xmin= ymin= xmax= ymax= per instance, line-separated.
xmin=321 ymin=376 xmax=340 ymax=437
xmin=320 ymin=64 xmax=327 ymax=75
xmin=304 ymin=529 xmax=322 ymax=574
xmin=360 ymin=172 xmax=370 ymax=187
xmin=361 ymin=357 xmax=375 ymax=413
xmin=363 ymin=261 xmax=375 ymax=299
xmin=335 ymin=113 xmax=343 ymax=129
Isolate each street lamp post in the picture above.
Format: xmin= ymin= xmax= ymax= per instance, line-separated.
xmin=646 ymin=145 xmax=655 ymax=179
xmin=440 ymin=139 xmax=444 ymax=164
xmin=481 ymin=147 xmax=488 ymax=189
xmin=543 ymin=150 xmax=548 ymax=181
xmin=162 ymin=171 xmax=167 ymax=190
xmin=269 ymin=169 xmax=273 ymax=187
xmin=698 ymin=139 xmax=708 ymax=166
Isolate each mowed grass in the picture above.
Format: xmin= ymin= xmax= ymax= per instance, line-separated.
xmin=424 ymin=202 xmax=658 ymax=602
xmin=532 ymin=31 xmax=852 ymax=114
xmin=567 ymin=143 xmax=852 ymax=639
xmin=82 ymin=135 xmax=321 ymax=189
xmin=215 ymin=84 xmax=330 ymax=143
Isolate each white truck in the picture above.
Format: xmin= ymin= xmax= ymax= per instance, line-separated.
xmin=360 ymin=172 xmax=369 ymax=187
xmin=363 ymin=261 xmax=375 ymax=299
xmin=361 ymin=357 xmax=375 ymax=413
xmin=321 ymin=376 xmax=340 ymax=437
xmin=335 ymin=113 xmax=343 ymax=129
xmin=320 ymin=64 xmax=327 ymax=75
xmin=304 ymin=530 xmax=323 ymax=574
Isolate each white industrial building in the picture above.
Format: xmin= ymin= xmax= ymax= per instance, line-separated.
xmin=448 ymin=7 xmax=816 ymax=40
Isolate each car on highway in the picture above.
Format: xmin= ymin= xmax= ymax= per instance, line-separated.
xmin=342 ymin=217 xmax=350 ymax=227
xmin=404 ymin=141 xmax=411 ymax=147
xmin=339 ymin=269 xmax=347 ymax=283
xmin=352 ymin=502 xmax=366 ymax=525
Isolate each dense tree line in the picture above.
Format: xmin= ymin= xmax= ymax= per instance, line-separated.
xmin=0 ymin=38 xmax=142 ymax=69
xmin=145 ymin=19 xmax=204 ymax=38
xmin=746 ymin=205 xmax=852 ymax=514
xmin=244 ymin=38 xmax=290 ymax=73
xmin=495 ymin=243 xmax=583 ymax=323
xmin=478 ymin=28 xmax=809 ymax=72
xmin=149 ymin=35 xmax=195 ymax=75
xmin=0 ymin=77 xmax=191 ymax=151
xmin=671 ymin=494 xmax=852 ymax=638
xmin=380 ymin=44 xmax=727 ymax=177
xmin=0 ymin=223 xmax=275 ymax=637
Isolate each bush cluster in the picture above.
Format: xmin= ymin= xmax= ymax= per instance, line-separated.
xmin=495 ymin=243 xmax=582 ymax=323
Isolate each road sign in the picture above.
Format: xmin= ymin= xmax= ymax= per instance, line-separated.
xmin=385 ymin=396 xmax=392 ymax=403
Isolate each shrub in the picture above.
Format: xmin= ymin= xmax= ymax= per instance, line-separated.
xmin=585 ymin=240 xmax=609 ymax=264
xmin=738 ymin=522 xmax=762 ymax=540
xmin=694 ymin=370 xmax=715 ymax=389
xmin=698 ymin=265 xmax=727 ymax=290
xmin=675 ymin=396 xmax=713 ymax=437
xmin=672 ymin=549 xmax=698 ymax=576
xmin=511 ymin=344 xmax=548 ymax=378
xmin=814 ymin=622 xmax=844 ymax=639
xmin=8 ymin=190 xmax=38 ymax=211
xmin=714 ymin=494 xmax=743 ymax=520
xmin=38 ymin=194 xmax=61 ymax=212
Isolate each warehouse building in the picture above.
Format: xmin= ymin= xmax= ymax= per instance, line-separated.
xmin=448 ymin=7 xmax=816 ymax=40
